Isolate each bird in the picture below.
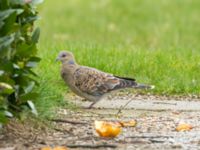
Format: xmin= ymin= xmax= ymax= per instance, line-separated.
xmin=56 ymin=50 xmax=154 ymax=108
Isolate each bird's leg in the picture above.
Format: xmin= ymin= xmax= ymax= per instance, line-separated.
xmin=82 ymin=98 xmax=88 ymax=101
xmin=88 ymin=101 xmax=96 ymax=109
xmin=88 ymin=99 xmax=101 ymax=109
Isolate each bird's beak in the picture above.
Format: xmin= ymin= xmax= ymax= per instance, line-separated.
xmin=55 ymin=57 xmax=59 ymax=62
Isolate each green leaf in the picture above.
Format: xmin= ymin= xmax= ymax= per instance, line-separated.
xmin=15 ymin=9 xmax=24 ymax=15
xmin=0 ymin=11 xmax=16 ymax=35
xmin=0 ymin=9 xmax=15 ymax=21
xmin=26 ymin=68 xmax=38 ymax=77
xmin=0 ymin=111 xmax=8 ymax=124
xmin=31 ymin=0 xmax=43 ymax=5
xmin=0 ymin=21 xmax=4 ymax=28
xmin=0 ymin=34 xmax=15 ymax=54
xmin=26 ymin=61 xmax=38 ymax=68
xmin=0 ymin=70 xmax=4 ymax=76
xmin=0 ymin=0 xmax=9 ymax=10
xmin=29 ymin=56 xmax=41 ymax=62
xmin=10 ymin=0 xmax=25 ymax=5
xmin=24 ymin=81 xmax=35 ymax=94
xmin=13 ymin=63 xmax=20 ymax=69
xmin=0 ymin=60 xmax=13 ymax=73
xmin=4 ymin=110 xmax=13 ymax=117
xmin=16 ymin=43 xmax=37 ymax=57
xmin=22 ymin=15 xmax=39 ymax=24
xmin=31 ymin=27 xmax=40 ymax=43
xmin=0 ymin=76 xmax=15 ymax=86
xmin=27 ymin=100 xmax=38 ymax=115
xmin=0 ymin=97 xmax=7 ymax=108
xmin=26 ymin=57 xmax=40 ymax=68
xmin=0 ymin=82 xmax=14 ymax=94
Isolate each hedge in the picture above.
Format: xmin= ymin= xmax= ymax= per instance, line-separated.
xmin=0 ymin=0 xmax=42 ymax=125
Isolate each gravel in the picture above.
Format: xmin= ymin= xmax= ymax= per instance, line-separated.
xmin=1 ymin=94 xmax=200 ymax=150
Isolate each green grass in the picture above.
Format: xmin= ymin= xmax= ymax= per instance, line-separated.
xmin=34 ymin=0 xmax=200 ymax=116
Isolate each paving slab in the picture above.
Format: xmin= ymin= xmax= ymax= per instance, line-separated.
xmin=73 ymin=98 xmax=200 ymax=111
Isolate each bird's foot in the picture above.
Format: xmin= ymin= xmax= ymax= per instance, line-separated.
xmin=82 ymin=98 xmax=88 ymax=102
xmin=82 ymin=103 xmax=95 ymax=109
xmin=81 ymin=105 xmax=93 ymax=109
xmin=87 ymin=101 xmax=99 ymax=109
xmin=81 ymin=100 xmax=100 ymax=109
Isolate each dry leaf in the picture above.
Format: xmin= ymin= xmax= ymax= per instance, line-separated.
xmin=176 ymin=123 xmax=193 ymax=132
xmin=119 ymin=120 xmax=137 ymax=127
xmin=94 ymin=121 xmax=121 ymax=138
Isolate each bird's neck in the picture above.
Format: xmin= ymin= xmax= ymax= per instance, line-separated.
xmin=62 ymin=60 xmax=78 ymax=72
xmin=62 ymin=59 xmax=76 ymax=65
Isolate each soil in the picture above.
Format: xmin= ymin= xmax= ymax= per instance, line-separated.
xmin=1 ymin=93 xmax=200 ymax=150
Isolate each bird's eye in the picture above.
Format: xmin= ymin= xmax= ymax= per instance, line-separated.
xmin=62 ymin=54 xmax=67 ymax=57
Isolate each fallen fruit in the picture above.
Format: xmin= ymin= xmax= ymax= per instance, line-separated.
xmin=119 ymin=120 xmax=137 ymax=127
xmin=176 ymin=123 xmax=193 ymax=132
xmin=94 ymin=121 xmax=121 ymax=138
xmin=41 ymin=146 xmax=68 ymax=150
xmin=53 ymin=146 xmax=68 ymax=150
xmin=41 ymin=147 xmax=51 ymax=150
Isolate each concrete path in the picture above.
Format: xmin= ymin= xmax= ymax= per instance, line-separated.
xmin=63 ymin=95 xmax=200 ymax=149
xmin=74 ymin=98 xmax=200 ymax=111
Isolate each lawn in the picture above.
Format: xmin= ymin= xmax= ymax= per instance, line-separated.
xmin=35 ymin=0 xmax=200 ymax=116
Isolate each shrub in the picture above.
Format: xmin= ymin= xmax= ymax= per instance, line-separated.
xmin=0 ymin=0 xmax=42 ymax=125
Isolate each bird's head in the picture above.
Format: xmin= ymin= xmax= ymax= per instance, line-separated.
xmin=56 ymin=51 xmax=76 ymax=64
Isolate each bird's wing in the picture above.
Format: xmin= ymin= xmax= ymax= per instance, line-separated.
xmin=73 ymin=67 xmax=125 ymax=96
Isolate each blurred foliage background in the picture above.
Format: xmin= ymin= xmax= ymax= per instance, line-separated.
xmin=34 ymin=0 xmax=200 ymax=118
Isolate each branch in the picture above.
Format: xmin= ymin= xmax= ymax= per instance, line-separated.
xmin=66 ymin=144 xmax=117 ymax=149
xmin=127 ymin=135 xmax=173 ymax=139
xmin=50 ymin=119 xmax=88 ymax=125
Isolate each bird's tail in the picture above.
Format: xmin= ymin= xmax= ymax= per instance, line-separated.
xmin=134 ymin=83 xmax=155 ymax=89
xmin=115 ymin=76 xmax=155 ymax=90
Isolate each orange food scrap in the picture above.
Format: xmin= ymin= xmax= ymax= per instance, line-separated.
xmin=176 ymin=123 xmax=193 ymax=132
xmin=41 ymin=146 xmax=68 ymax=150
xmin=53 ymin=146 xmax=69 ymax=150
xmin=41 ymin=147 xmax=52 ymax=150
xmin=119 ymin=120 xmax=137 ymax=127
xmin=94 ymin=121 xmax=121 ymax=138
